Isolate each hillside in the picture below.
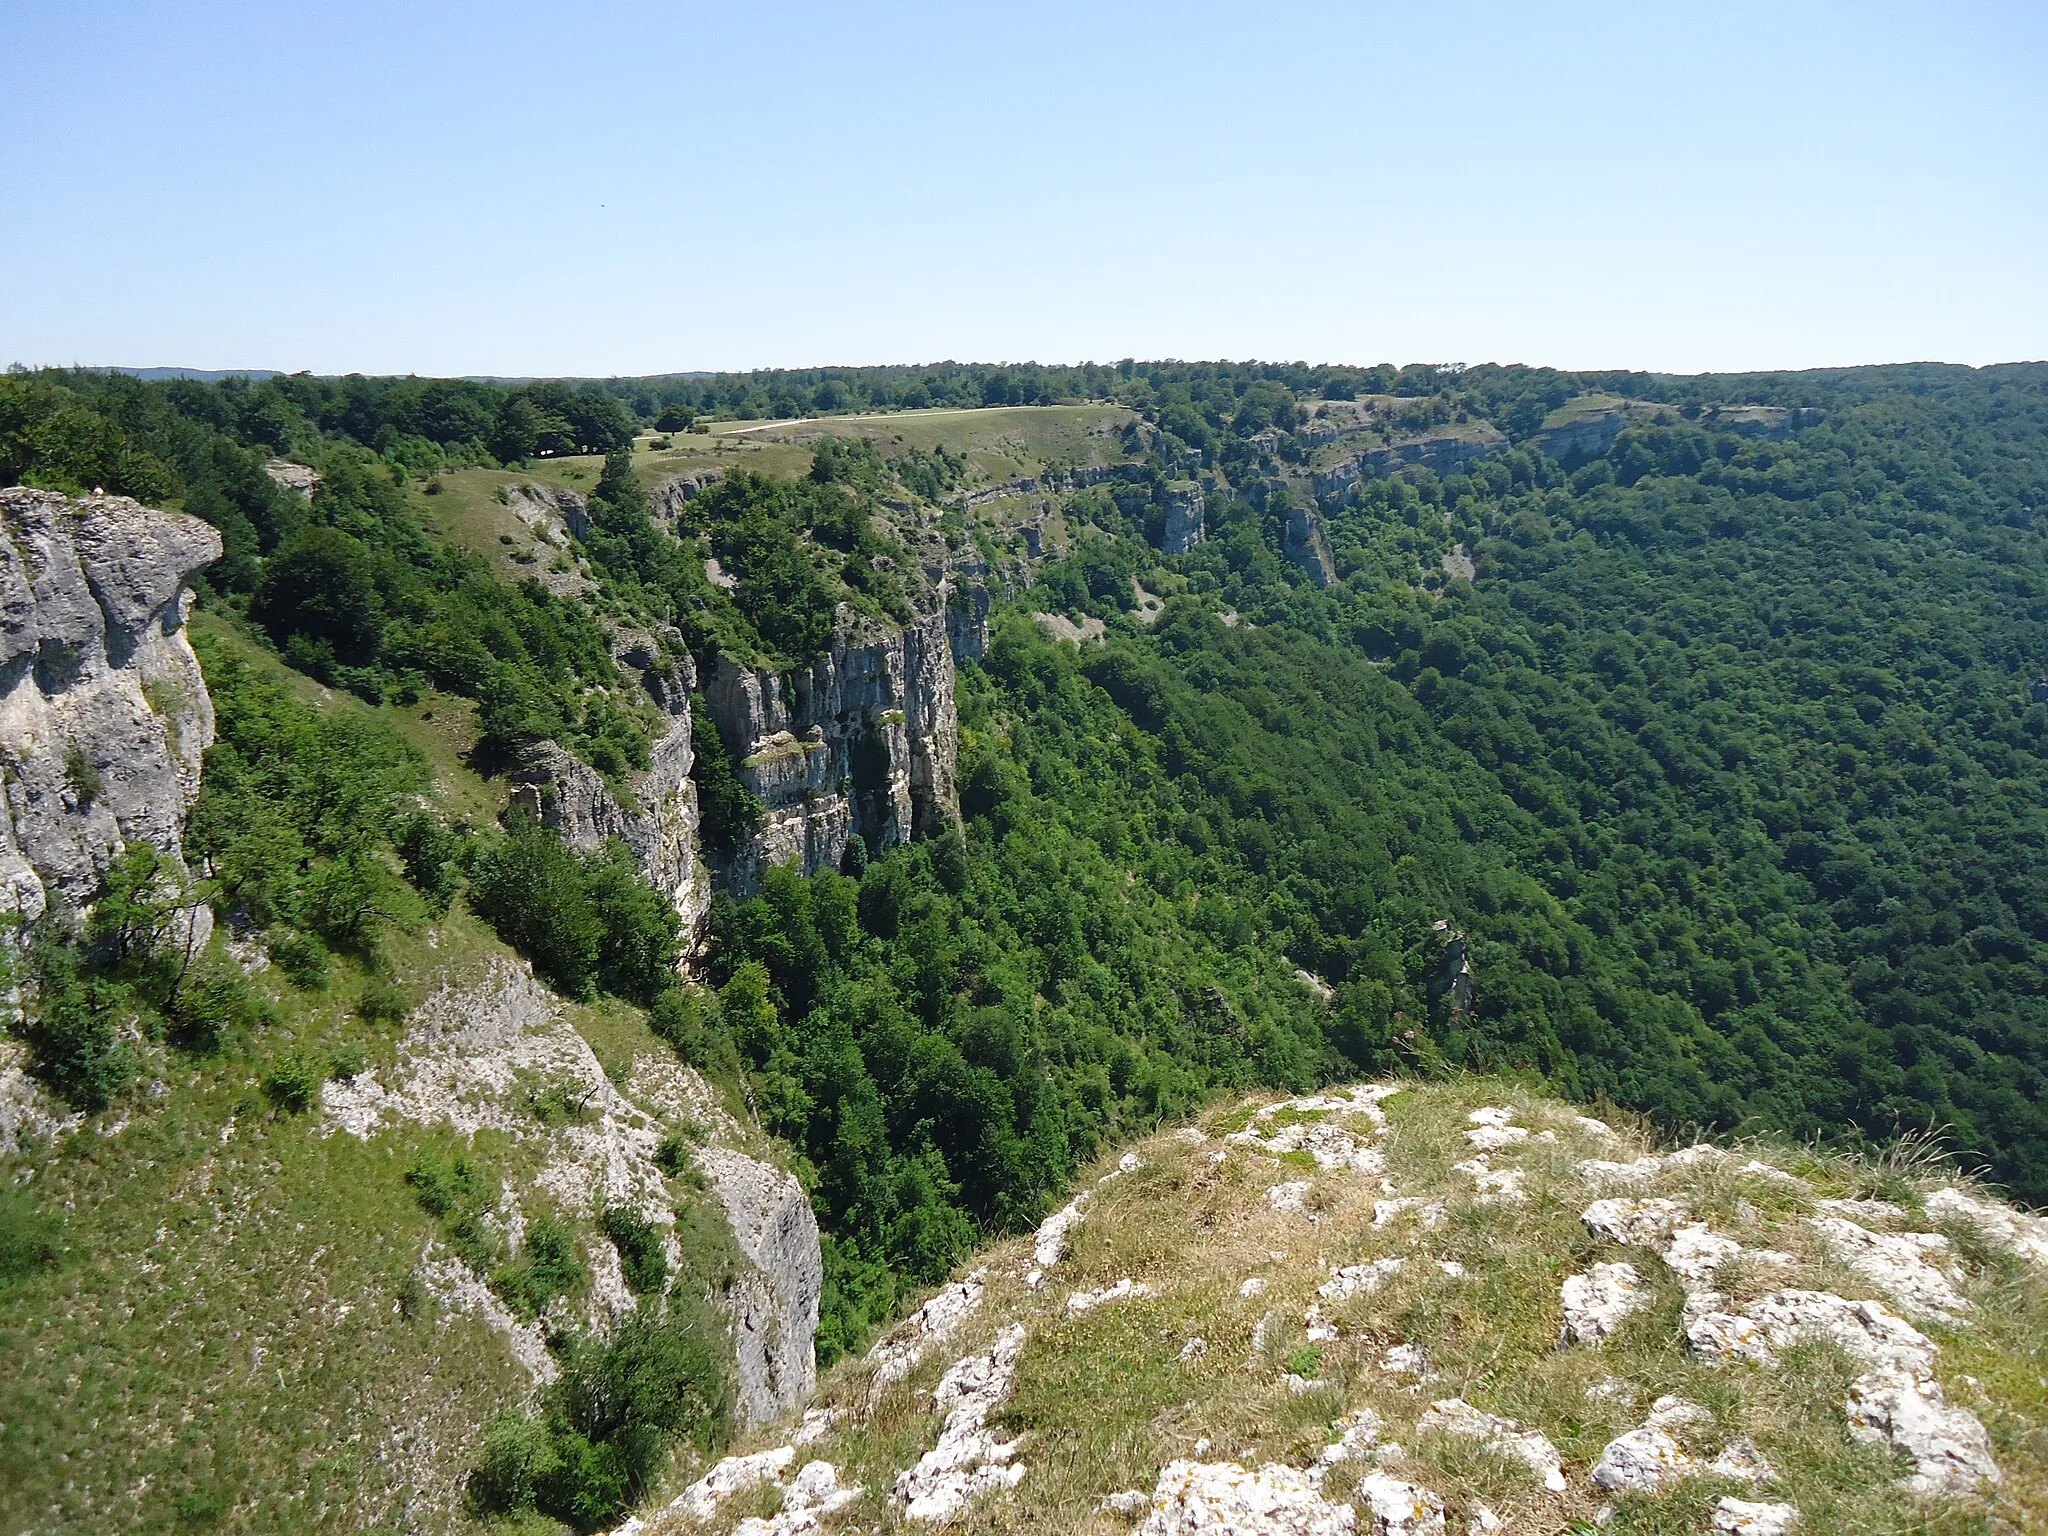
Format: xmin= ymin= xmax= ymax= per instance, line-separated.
xmin=0 ymin=356 xmax=2045 ymax=1534
xmin=613 ymin=1079 xmax=2048 ymax=1534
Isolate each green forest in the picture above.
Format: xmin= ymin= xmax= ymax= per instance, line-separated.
xmin=5 ymin=353 xmax=2047 ymax=1349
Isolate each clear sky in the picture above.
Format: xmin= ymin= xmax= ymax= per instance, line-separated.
xmin=4 ymin=1 xmax=2044 ymax=377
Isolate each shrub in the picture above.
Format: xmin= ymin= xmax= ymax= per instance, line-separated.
xmin=269 ymin=930 xmax=329 ymax=989
xmin=328 ymin=1042 xmax=368 ymax=1082
xmin=356 ymin=976 xmax=409 ymax=1024
xmin=15 ymin=943 xmax=132 ymax=1112
xmin=393 ymin=812 xmax=464 ymax=913
xmin=601 ymin=1207 xmax=667 ymax=1295
xmin=168 ymin=955 xmax=264 ymax=1055
xmin=470 ymin=1411 xmax=556 ymax=1514
xmin=495 ymin=1216 xmax=585 ymax=1321
xmin=260 ymin=1054 xmax=318 ymax=1115
xmin=63 ymin=746 xmax=102 ymax=805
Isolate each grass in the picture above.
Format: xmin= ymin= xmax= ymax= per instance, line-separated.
xmin=1 ymin=616 xmax=757 ymax=1534
xmin=695 ymin=405 xmax=1138 ymax=494
xmin=648 ymin=1079 xmax=2048 ymax=1536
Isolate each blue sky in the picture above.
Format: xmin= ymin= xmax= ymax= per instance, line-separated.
xmin=4 ymin=1 xmax=2044 ymax=376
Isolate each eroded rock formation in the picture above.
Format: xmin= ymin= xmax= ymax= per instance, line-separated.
xmin=512 ymin=629 xmax=712 ymax=940
xmin=707 ymin=608 xmax=958 ymax=895
xmin=0 ymin=488 xmax=220 ymax=938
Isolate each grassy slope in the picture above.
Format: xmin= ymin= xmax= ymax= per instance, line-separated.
xmin=0 ymin=626 xmax=716 ymax=1536
xmin=663 ymin=1082 xmax=2048 ymax=1536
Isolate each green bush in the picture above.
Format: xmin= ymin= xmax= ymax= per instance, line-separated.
xmin=13 ymin=942 xmax=132 ymax=1113
xmin=356 ymin=976 xmax=409 ymax=1024
xmin=469 ymin=814 xmax=680 ymax=1004
xmin=494 ymin=1216 xmax=586 ymax=1321
xmin=601 ymin=1207 xmax=667 ymax=1295
xmin=268 ymin=930 xmax=329 ymax=990
xmin=168 ymin=954 xmax=264 ymax=1055
xmin=469 ymin=1310 xmax=731 ymax=1529
xmin=260 ymin=1054 xmax=318 ymax=1115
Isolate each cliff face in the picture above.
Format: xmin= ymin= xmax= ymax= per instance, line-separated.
xmin=513 ymin=629 xmax=712 ymax=940
xmin=0 ymin=489 xmax=221 ymax=936
xmin=707 ymin=608 xmax=959 ymax=895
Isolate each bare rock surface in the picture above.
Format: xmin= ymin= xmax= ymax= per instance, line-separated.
xmin=1924 ymin=1186 xmax=2048 ymax=1267
xmin=1713 ymin=1498 xmax=1801 ymax=1535
xmin=0 ymin=488 xmax=220 ymax=936
xmin=512 ymin=634 xmax=710 ymax=941
xmin=322 ymin=959 xmax=818 ymax=1421
xmin=1845 ymin=1367 xmax=2000 ymax=1495
xmin=1806 ymin=1215 xmax=1971 ymax=1322
xmin=707 ymin=608 xmax=958 ymax=896
xmin=1135 ymin=1459 xmax=1360 ymax=1535
xmin=1559 ymin=1261 xmax=1647 ymax=1345
xmin=865 ymin=1276 xmax=986 ymax=1391
xmin=893 ymin=1323 xmax=1029 ymax=1522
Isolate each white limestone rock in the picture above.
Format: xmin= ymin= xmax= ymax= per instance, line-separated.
xmin=1321 ymin=1259 xmax=1406 ymax=1301
xmin=1355 ymin=1472 xmax=1447 ymax=1535
xmin=1451 ymin=1157 xmax=1526 ymax=1203
xmin=1463 ymin=1125 xmax=1530 ymax=1153
xmin=0 ymin=489 xmax=221 ymax=940
xmin=894 ymin=1324 xmax=1029 ymax=1522
xmin=675 ymin=1446 xmax=798 ymax=1521
xmin=1560 ymin=1262 xmax=1647 ymax=1345
xmin=1582 ymin=1197 xmax=1691 ymax=1247
xmin=1318 ymin=1409 xmax=1384 ymax=1466
xmin=866 ymin=1277 xmax=985 ymax=1391
xmin=1686 ymin=1289 xmax=1936 ymax=1377
xmin=1134 ymin=1459 xmax=1358 ymax=1535
xmin=1712 ymin=1499 xmax=1801 ymax=1536
xmin=1269 ymin=1181 xmax=1314 ymax=1214
xmin=1845 ymin=1366 xmax=1999 ymax=1495
xmin=1924 ymin=1186 xmax=2048 ymax=1268
xmin=1066 ymin=1278 xmax=1153 ymax=1317
xmin=1417 ymin=1399 xmax=1567 ymax=1491
xmin=1805 ymin=1216 xmax=1970 ymax=1323
xmin=732 ymin=1459 xmax=863 ymax=1536
xmin=1033 ymin=1196 xmax=1089 ymax=1269
xmin=1709 ymin=1436 xmax=1775 ymax=1485
xmin=1381 ymin=1343 xmax=1432 ymax=1379
xmin=1373 ymin=1198 xmax=1445 ymax=1231
xmin=1590 ymin=1426 xmax=1693 ymax=1492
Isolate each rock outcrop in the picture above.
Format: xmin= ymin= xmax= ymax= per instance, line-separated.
xmin=324 ymin=959 xmax=822 ymax=1425
xmin=512 ymin=631 xmax=712 ymax=941
xmin=1160 ymin=481 xmax=1206 ymax=555
xmin=697 ymin=1145 xmax=825 ymax=1426
xmin=0 ymin=489 xmax=220 ymax=939
xmin=650 ymin=470 xmax=725 ymax=528
xmin=706 ymin=608 xmax=958 ymax=895
xmin=601 ymin=1080 xmax=2046 ymax=1536
xmin=1280 ymin=502 xmax=1336 ymax=588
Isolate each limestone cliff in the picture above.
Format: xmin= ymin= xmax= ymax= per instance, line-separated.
xmin=1280 ymin=501 xmax=1337 ymax=589
xmin=1160 ymin=481 xmax=1206 ymax=556
xmin=706 ymin=607 xmax=959 ymax=895
xmin=323 ymin=958 xmax=823 ymax=1429
xmin=0 ymin=488 xmax=221 ymax=937
xmin=512 ymin=629 xmax=712 ymax=940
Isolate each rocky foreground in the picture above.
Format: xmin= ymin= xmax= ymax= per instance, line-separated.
xmin=617 ymin=1082 xmax=2047 ymax=1536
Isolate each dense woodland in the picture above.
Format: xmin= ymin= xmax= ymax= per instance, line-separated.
xmin=5 ymin=358 xmax=2047 ymax=1392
